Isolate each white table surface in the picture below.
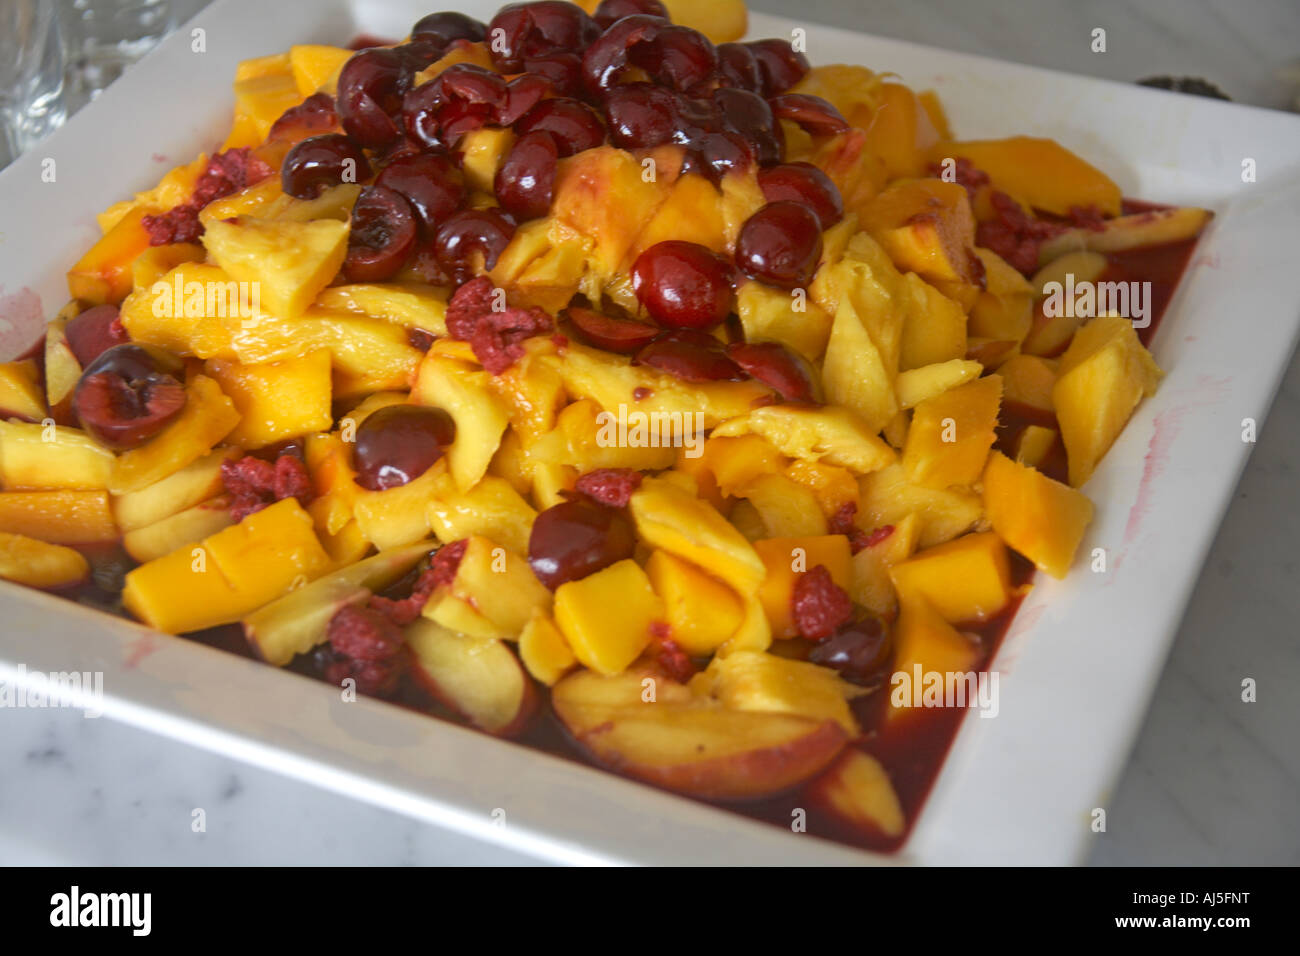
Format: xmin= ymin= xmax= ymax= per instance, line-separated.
xmin=2 ymin=0 xmax=1297 ymax=866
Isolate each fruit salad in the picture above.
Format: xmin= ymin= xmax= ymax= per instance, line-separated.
xmin=0 ymin=0 xmax=1210 ymax=853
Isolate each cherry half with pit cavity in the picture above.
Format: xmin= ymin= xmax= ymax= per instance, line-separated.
xmin=281 ymin=133 xmax=372 ymax=200
xmin=72 ymin=344 xmax=187 ymax=451
xmin=758 ymin=162 xmax=843 ymax=228
xmin=344 ymin=185 xmax=418 ymax=282
xmin=352 ymin=404 xmax=456 ymax=491
xmin=374 ymin=150 xmax=466 ymax=239
xmin=336 ymin=47 xmax=414 ymax=147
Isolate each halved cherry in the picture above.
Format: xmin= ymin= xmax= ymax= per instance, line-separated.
xmin=566 ymin=306 xmax=659 ymax=354
xmin=281 ymin=133 xmax=372 ymax=200
xmin=768 ymin=93 xmax=849 ymax=136
xmin=487 ymin=1 xmax=601 ymax=73
xmin=593 ymin=0 xmax=668 ymax=29
xmin=344 ymin=186 xmax=418 ymax=281
xmin=433 ymin=207 xmax=517 ymax=283
xmin=336 ymin=47 xmax=413 ymax=147
xmin=72 ymin=344 xmax=186 ymax=450
xmin=411 ymin=11 xmax=487 ymax=46
xmin=374 ymin=150 xmax=466 ymax=239
xmin=634 ymin=329 xmax=745 ymax=382
xmin=746 ymin=38 xmax=810 ymax=96
xmin=725 ymin=341 xmax=820 ymax=403
xmin=528 ymin=497 xmax=637 ymax=590
xmin=268 ymin=92 xmax=338 ymax=144
xmin=515 ymin=97 xmax=605 ymax=156
xmin=758 ymin=162 xmax=843 ymax=228
xmin=735 ymin=201 xmax=824 ymax=289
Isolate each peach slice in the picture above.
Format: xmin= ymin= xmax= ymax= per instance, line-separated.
xmin=111 ymin=447 xmax=240 ymax=533
xmin=122 ymin=496 xmax=235 ymax=564
xmin=552 ymin=668 xmax=848 ymax=802
xmin=412 ymin=352 xmax=510 ymax=491
xmin=645 ymin=550 xmax=744 ymax=656
xmin=425 ymin=471 xmax=537 ymax=556
xmin=0 ymin=490 xmax=117 ymax=544
xmin=207 ymin=348 xmax=333 ymax=449
xmin=202 ymin=217 xmax=349 ymax=319
xmin=0 ymin=421 xmax=115 ymax=491
xmin=244 ymin=542 xmax=432 ymax=666
xmin=712 ymin=405 xmax=896 ymax=475
xmin=429 ymin=535 xmax=552 ymax=640
xmin=936 ymin=136 xmax=1123 ymax=218
xmin=754 ymin=535 xmax=853 ymax=640
xmin=857 ymin=463 xmax=982 ymax=550
xmin=406 ymin=619 xmax=537 ymax=737
xmin=67 ymin=206 xmax=152 ymax=305
xmin=44 ymin=312 xmax=82 ymax=414
xmin=1036 ymin=206 xmax=1211 ymax=266
xmin=0 ymin=532 xmax=90 ymax=589
xmin=901 ymin=374 xmax=1002 ymax=490
xmin=693 ymin=651 xmax=864 ymax=736
xmin=518 ymin=610 xmax=577 ymax=687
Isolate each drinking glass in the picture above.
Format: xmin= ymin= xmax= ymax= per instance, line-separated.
xmin=61 ymin=0 xmax=179 ymax=110
xmin=0 ymin=1 xmax=68 ymax=166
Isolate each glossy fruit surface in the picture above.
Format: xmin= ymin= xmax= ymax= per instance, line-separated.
xmin=337 ymin=47 xmax=413 ymax=147
xmin=725 ymin=341 xmax=819 ymax=402
xmin=735 ymin=201 xmax=824 ymax=289
xmin=374 ymin=150 xmax=466 ymax=238
xmin=64 ymin=304 xmax=128 ymax=368
xmin=432 ymin=208 xmax=517 ymax=283
xmin=528 ymin=497 xmax=637 ymax=589
xmin=281 ymin=133 xmax=372 ymax=199
xmin=768 ymin=93 xmax=849 ymax=136
xmin=344 ymin=186 xmax=418 ymax=281
xmin=746 ymin=38 xmax=810 ymax=95
xmin=494 ymin=130 xmax=560 ymax=221
xmin=72 ymin=344 xmax=186 ymax=450
xmin=808 ymin=613 xmax=891 ymax=683
xmin=514 ymin=97 xmax=605 ymax=156
xmin=487 ymin=1 xmax=601 ymax=72
xmin=566 ymin=306 xmax=660 ymax=354
xmin=631 ymin=240 xmax=736 ymax=330
xmin=593 ymin=0 xmax=668 ymax=30
xmin=352 ymin=404 xmax=456 ymax=491
xmin=634 ymin=329 xmax=745 ymax=382
xmin=411 ymin=11 xmax=487 ymax=46
xmin=757 ymin=162 xmax=843 ymax=228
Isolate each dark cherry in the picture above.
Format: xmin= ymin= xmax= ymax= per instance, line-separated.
xmin=631 ymin=240 xmax=736 ymax=330
xmin=808 ymin=613 xmax=891 ymax=684
xmin=344 ymin=186 xmax=418 ymax=282
xmin=746 ymin=38 xmax=810 ymax=96
xmin=433 ymin=208 xmax=517 ymax=283
xmin=528 ymin=497 xmax=637 ymax=590
xmin=486 ymin=1 xmax=601 ymax=73
xmin=72 ymin=344 xmax=186 ymax=451
xmin=281 ymin=133 xmax=372 ymax=200
xmin=494 ymin=130 xmax=560 ymax=221
xmin=735 ymin=201 xmax=824 ymax=289
xmin=593 ymin=0 xmax=668 ymax=30
xmin=694 ymin=129 xmax=754 ymax=182
xmin=604 ymin=82 xmax=680 ymax=149
xmin=64 ymin=304 xmax=128 ymax=368
xmin=268 ymin=92 xmax=338 ymax=143
xmin=713 ymin=87 xmax=782 ymax=167
xmin=581 ymin=14 xmax=665 ymax=95
xmin=403 ymin=63 xmax=508 ymax=147
xmin=352 ymin=404 xmax=456 ymax=491
xmin=634 ymin=329 xmax=745 ymax=382
xmin=395 ymin=39 xmax=445 ymax=72
xmin=522 ymin=52 xmax=585 ymax=98
xmin=374 ymin=150 xmax=466 ymax=239
xmin=411 ymin=11 xmax=487 ymax=46
xmin=565 ymin=306 xmax=659 ymax=354
xmin=336 ymin=47 xmax=413 ymax=147
xmin=758 ymin=162 xmax=843 ymax=228
xmin=725 ymin=341 xmax=820 ymax=403
xmin=515 ymin=97 xmax=605 ymax=156
xmin=716 ymin=42 xmax=762 ymax=91
xmin=768 ymin=93 xmax=849 ymax=136
xmin=630 ymin=24 xmax=717 ymax=92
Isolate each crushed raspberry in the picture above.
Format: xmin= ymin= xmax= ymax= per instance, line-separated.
xmin=427 ymin=538 xmax=468 ymax=588
xmin=222 ymin=453 xmax=313 ymax=521
xmin=927 ymin=156 xmax=989 ymax=201
xmin=470 ymin=305 xmax=554 ymax=374
xmin=268 ymin=92 xmax=337 ymax=142
xmin=367 ymin=539 xmax=466 ymax=626
xmin=322 ymin=604 xmax=408 ymax=697
xmin=828 ymin=501 xmax=872 ymax=554
xmin=649 ymin=626 xmax=695 ymax=683
xmin=445 ymin=276 xmax=496 ymax=340
xmin=575 ymin=468 xmax=643 ymax=508
xmin=792 ymin=565 xmax=853 ymax=641
xmin=976 ymin=191 xmax=1066 ymax=275
xmin=550 ymin=333 xmax=569 ymax=350
xmin=407 ymin=327 xmax=436 ymax=352
xmin=1066 ymin=204 xmax=1107 ymax=232
xmin=142 ymin=148 xmax=273 ymax=246
xmin=862 ymin=525 xmax=895 ymax=549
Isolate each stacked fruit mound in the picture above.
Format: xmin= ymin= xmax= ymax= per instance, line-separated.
xmin=0 ymin=0 xmax=1209 ymax=849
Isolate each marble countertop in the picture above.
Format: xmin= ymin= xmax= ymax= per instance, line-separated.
xmin=2 ymin=0 xmax=1297 ymax=866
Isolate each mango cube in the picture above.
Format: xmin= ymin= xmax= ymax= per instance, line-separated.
xmin=645 ymin=550 xmax=744 ymax=656
xmin=207 ymin=348 xmax=333 ymax=449
xmin=983 ymin=451 xmax=1093 ymax=578
xmin=0 ymin=490 xmax=117 ymax=544
xmin=518 ymin=611 xmax=577 ymax=686
xmin=888 ymin=592 xmax=982 ymax=723
xmin=890 ymin=531 xmax=1012 ymax=624
xmin=902 ymin=374 xmax=1002 ymax=489
xmin=754 ymin=536 xmax=853 ymax=639
xmin=858 ymin=463 xmax=983 ymax=549
xmin=202 ymin=217 xmax=349 ymax=319
xmin=553 ymin=559 xmax=664 ymax=676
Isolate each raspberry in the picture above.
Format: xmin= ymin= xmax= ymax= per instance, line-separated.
xmin=368 ymin=540 xmax=466 ymax=626
xmin=927 ymin=156 xmax=988 ymax=201
xmin=574 ymin=468 xmax=643 ymax=508
xmin=222 ymin=453 xmax=314 ymax=521
xmin=445 ymin=276 xmax=496 ymax=340
xmin=327 ymin=604 xmax=405 ymax=661
xmin=791 ymin=564 xmax=853 ymax=641
xmin=976 ymin=190 xmax=1065 ymax=275
xmin=648 ymin=625 xmax=695 ymax=683
xmin=142 ymin=148 xmax=272 ymax=247
xmin=470 ymin=305 xmax=553 ymax=374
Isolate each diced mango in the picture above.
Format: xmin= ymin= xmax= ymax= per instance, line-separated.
xmin=712 ymin=405 xmax=895 ymax=475
xmin=902 ymin=375 xmax=1002 ymax=489
xmin=426 ymin=472 xmax=537 ymax=556
xmin=206 ymin=348 xmax=332 ymax=449
xmin=699 ymin=435 xmax=786 ymax=497
xmin=440 ymin=535 xmax=552 ymax=639
xmin=412 ymin=353 xmax=510 ymax=490
xmin=518 ymin=611 xmax=576 ymax=686
xmin=289 ymin=44 xmax=352 ymax=96
xmin=352 ymin=464 xmax=442 ymax=551
xmin=983 ymin=450 xmax=1093 ymax=578
xmin=1053 ymin=315 xmax=1162 ymax=487
xmin=895 ymin=359 xmax=984 ymax=409
xmin=629 ymin=476 xmax=766 ymax=594
xmin=67 ymin=206 xmax=153 ymax=305
xmin=233 ymin=72 xmax=304 ymax=142
xmin=735 ymin=473 xmax=828 ymax=538
xmin=735 ymin=281 xmax=833 ymax=361
xmin=890 ymin=531 xmax=1012 ymax=623
xmin=887 ymin=591 xmax=982 ymax=723
xmin=1015 ymin=425 xmax=1058 ymax=469
xmin=860 ymin=82 xmax=943 ymax=180
xmin=553 ymin=559 xmax=664 ymax=676
xmin=754 ymin=535 xmax=853 ymax=640
xmin=999 ymin=353 xmax=1057 ymax=413
xmin=202 ymin=498 xmax=330 ymax=600
xmin=202 ymin=217 xmax=349 ymax=319
xmin=898 ymin=272 xmax=968 ymax=371
xmin=858 ymin=463 xmax=982 ymax=549
xmin=132 ymin=243 xmax=206 ymax=294
xmin=860 ymin=179 xmax=978 ymax=285
xmin=645 ymin=550 xmax=744 ymax=656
